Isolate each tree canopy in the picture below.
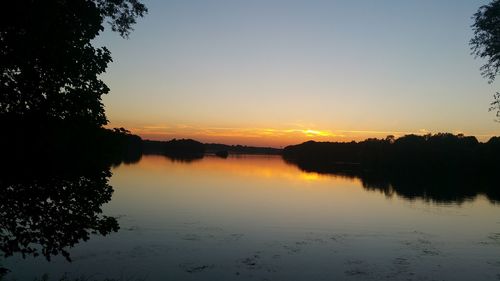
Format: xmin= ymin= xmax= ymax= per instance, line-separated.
xmin=0 ymin=0 xmax=147 ymax=126
xmin=470 ymin=0 xmax=500 ymax=117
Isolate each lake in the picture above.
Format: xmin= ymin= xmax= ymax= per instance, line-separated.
xmin=2 ymin=154 xmax=500 ymax=280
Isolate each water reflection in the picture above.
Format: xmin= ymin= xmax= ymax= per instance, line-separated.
xmin=162 ymin=152 xmax=204 ymax=163
xmin=0 ymin=169 xmax=117 ymax=262
xmin=0 ymin=153 xmax=139 ymax=274
xmin=134 ymin=152 xmax=500 ymax=205
xmin=283 ymin=157 xmax=500 ymax=204
xmin=3 ymin=154 xmax=500 ymax=281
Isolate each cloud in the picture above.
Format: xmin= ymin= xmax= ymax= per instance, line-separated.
xmin=112 ymin=122 xmax=494 ymax=146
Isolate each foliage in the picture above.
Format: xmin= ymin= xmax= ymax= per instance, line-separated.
xmin=471 ymin=0 xmax=500 ymax=117
xmin=0 ymin=0 xmax=147 ymax=126
xmin=471 ymin=0 xmax=500 ymax=83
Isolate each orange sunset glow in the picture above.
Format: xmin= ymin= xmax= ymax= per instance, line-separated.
xmin=106 ymin=122 xmax=498 ymax=147
xmin=98 ymin=0 xmax=500 ymax=147
xmin=5 ymin=0 xmax=500 ymax=280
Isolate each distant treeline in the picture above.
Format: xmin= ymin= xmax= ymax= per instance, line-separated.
xmin=283 ymin=133 xmax=500 ymax=203
xmin=142 ymin=139 xmax=282 ymax=157
xmin=143 ymin=139 xmax=205 ymax=155
xmin=1 ymin=117 xmax=281 ymax=168
xmin=283 ymin=133 xmax=500 ymax=175
xmin=142 ymin=139 xmax=205 ymax=162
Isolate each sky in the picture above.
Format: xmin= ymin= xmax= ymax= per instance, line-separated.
xmin=98 ymin=0 xmax=500 ymax=147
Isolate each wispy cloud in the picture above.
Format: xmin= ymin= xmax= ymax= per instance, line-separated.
xmin=109 ymin=121 xmax=495 ymax=147
xmin=124 ymin=123 xmax=431 ymax=145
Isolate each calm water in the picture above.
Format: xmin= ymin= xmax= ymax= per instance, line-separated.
xmin=3 ymin=155 xmax=500 ymax=280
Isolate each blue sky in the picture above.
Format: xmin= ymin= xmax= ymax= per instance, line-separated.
xmin=97 ymin=0 xmax=499 ymax=146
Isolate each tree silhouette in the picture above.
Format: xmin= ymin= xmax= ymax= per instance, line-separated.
xmin=0 ymin=0 xmax=147 ymax=126
xmin=470 ymin=0 xmax=500 ymax=117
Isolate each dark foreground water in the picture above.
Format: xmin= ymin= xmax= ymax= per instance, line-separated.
xmin=2 ymin=155 xmax=500 ymax=280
